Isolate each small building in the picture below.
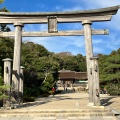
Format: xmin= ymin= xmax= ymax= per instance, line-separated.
xmin=57 ymin=69 xmax=87 ymax=90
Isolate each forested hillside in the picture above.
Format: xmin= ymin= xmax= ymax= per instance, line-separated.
xmin=0 ymin=37 xmax=120 ymax=96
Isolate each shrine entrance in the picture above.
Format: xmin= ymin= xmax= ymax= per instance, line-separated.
xmin=58 ymin=69 xmax=87 ymax=91
xmin=0 ymin=5 xmax=119 ymax=107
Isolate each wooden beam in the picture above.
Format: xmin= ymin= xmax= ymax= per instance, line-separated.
xmin=0 ymin=15 xmax=112 ymax=24
xmin=0 ymin=5 xmax=119 ymax=24
xmin=0 ymin=29 xmax=109 ymax=37
xmin=0 ymin=6 xmax=119 ymax=24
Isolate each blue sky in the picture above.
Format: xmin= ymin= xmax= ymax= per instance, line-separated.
xmin=0 ymin=0 xmax=120 ymax=55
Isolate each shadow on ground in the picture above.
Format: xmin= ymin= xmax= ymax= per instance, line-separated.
xmin=100 ymin=97 xmax=115 ymax=106
xmin=18 ymin=92 xmax=88 ymax=109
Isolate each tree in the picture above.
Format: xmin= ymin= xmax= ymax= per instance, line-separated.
xmin=99 ymin=49 xmax=120 ymax=95
xmin=56 ymin=52 xmax=86 ymax=72
xmin=21 ymin=42 xmax=59 ymax=97
xmin=0 ymin=7 xmax=11 ymax=32
xmin=0 ymin=0 xmax=4 ymax=4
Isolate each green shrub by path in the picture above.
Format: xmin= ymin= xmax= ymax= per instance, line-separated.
xmin=48 ymin=90 xmax=53 ymax=95
xmin=23 ymin=96 xmax=35 ymax=102
xmin=24 ymin=87 xmax=40 ymax=97
xmin=0 ymin=85 xmax=10 ymax=100
xmin=55 ymin=90 xmax=62 ymax=94
xmin=41 ymin=94 xmax=49 ymax=97
xmin=106 ymin=82 xmax=120 ymax=95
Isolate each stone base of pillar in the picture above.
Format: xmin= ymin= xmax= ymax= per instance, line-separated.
xmin=19 ymin=92 xmax=23 ymax=105
xmin=9 ymin=91 xmax=23 ymax=108
xmin=87 ymin=102 xmax=94 ymax=106
xmin=3 ymin=99 xmax=11 ymax=108
xmin=92 ymin=106 xmax=105 ymax=108
xmin=10 ymin=91 xmax=20 ymax=104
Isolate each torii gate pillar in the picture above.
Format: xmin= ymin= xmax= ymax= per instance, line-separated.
xmin=82 ymin=20 xmax=94 ymax=105
xmin=12 ymin=22 xmax=24 ymax=103
xmin=90 ymin=57 xmax=100 ymax=106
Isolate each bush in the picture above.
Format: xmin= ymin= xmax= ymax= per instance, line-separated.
xmin=40 ymin=86 xmax=48 ymax=94
xmin=0 ymin=100 xmax=3 ymax=107
xmin=55 ymin=90 xmax=62 ymax=94
xmin=23 ymin=96 xmax=35 ymax=102
xmin=106 ymin=82 xmax=120 ymax=95
xmin=48 ymin=90 xmax=53 ymax=95
xmin=24 ymin=87 xmax=40 ymax=97
xmin=41 ymin=94 xmax=49 ymax=97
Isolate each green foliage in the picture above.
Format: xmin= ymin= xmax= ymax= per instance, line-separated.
xmin=55 ymin=90 xmax=62 ymax=94
xmin=0 ymin=85 xmax=10 ymax=100
xmin=56 ymin=52 xmax=86 ymax=72
xmin=0 ymin=0 xmax=4 ymax=4
xmin=106 ymin=82 xmax=120 ymax=95
xmin=0 ymin=7 xmax=11 ymax=32
xmin=41 ymin=94 xmax=49 ymax=97
xmin=0 ymin=68 xmax=3 ymax=85
xmin=40 ymin=73 xmax=55 ymax=94
xmin=23 ymin=87 xmax=40 ymax=97
xmin=0 ymin=37 xmax=13 ymax=77
xmin=48 ymin=90 xmax=53 ymax=95
xmin=99 ymin=52 xmax=120 ymax=82
xmin=0 ymin=7 xmax=9 ymax=12
xmin=23 ymin=96 xmax=35 ymax=102
xmin=22 ymin=42 xmax=60 ymax=97
xmin=99 ymin=50 xmax=120 ymax=95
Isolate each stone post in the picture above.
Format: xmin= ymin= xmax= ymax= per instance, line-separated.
xmin=82 ymin=20 xmax=94 ymax=105
xmin=19 ymin=66 xmax=24 ymax=104
xmin=2 ymin=58 xmax=12 ymax=107
xmin=90 ymin=57 xmax=100 ymax=106
xmin=12 ymin=22 xmax=24 ymax=104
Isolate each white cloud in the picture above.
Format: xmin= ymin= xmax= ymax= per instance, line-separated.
xmin=55 ymin=6 xmax=63 ymax=11
xmin=93 ymin=39 xmax=105 ymax=44
xmin=54 ymin=5 xmax=83 ymax=11
xmin=93 ymin=47 xmax=104 ymax=54
xmin=24 ymin=24 xmax=47 ymax=31
xmin=71 ymin=0 xmax=120 ymax=9
xmin=62 ymin=6 xmax=83 ymax=11
xmin=72 ymin=37 xmax=85 ymax=48
xmin=106 ymin=34 xmax=120 ymax=50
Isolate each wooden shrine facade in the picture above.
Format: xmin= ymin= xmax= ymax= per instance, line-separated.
xmin=58 ymin=69 xmax=87 ymax=87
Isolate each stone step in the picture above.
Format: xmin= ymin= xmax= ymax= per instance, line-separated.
xmin=0 ymin=113 xmax=115 ymax=118
xmin=0 ymin=111 xmax=114 ymax=117
xmin=0 ymin=108 xmax=112 ymax=113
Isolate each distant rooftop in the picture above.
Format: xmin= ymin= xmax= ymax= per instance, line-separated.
xmin=58 ymin=69 xmax=87 ymax=80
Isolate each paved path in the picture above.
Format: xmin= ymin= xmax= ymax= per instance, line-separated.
xmin=0 ymin=92 xmax=119 ymax=120
xmin=20 ymin=92 xmax=89 ymax=110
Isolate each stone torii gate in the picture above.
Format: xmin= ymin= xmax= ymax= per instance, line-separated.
xmin=0 ymin=5 xmax=119 ymax=107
